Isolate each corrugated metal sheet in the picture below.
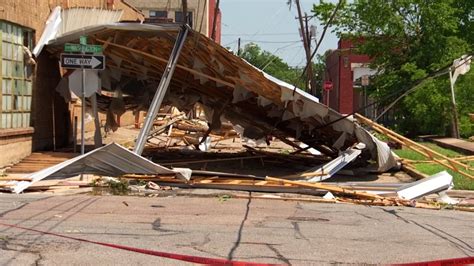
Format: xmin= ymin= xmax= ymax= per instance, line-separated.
xmin=13 ymin=143 xmax=191 ymax=193
xmin=59 ymin=8 xmax=123 ymax=36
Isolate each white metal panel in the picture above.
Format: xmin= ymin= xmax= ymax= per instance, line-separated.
xmin=13 ymin=143 xmax=192 ymax=193
xmin=59 ymin=8 xmax=123 ymax=36
xmin=396 ymin=171 xmax=453 ymax=200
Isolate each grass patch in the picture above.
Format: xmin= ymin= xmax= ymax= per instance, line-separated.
xmin=394 ymin=142 xmax=474 ymax=190
xmin=414 ymin=164 xmax=474 ymax=190
xmin=420 ymin=143 xmax=464 ymax=157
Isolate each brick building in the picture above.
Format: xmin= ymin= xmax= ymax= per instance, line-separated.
xmin=323 ymin=38 xmax=376 ymax=116
xmin=127 ymin=0 xmax=222 ymax=43
xmin=0 ymin=0 xmax=143 ymax=168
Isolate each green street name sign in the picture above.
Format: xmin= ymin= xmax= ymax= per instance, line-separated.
xmin=64 ymin=43 xmax=103 ymax=53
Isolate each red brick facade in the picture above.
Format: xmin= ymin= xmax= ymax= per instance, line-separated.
xmin=208 ymin=0 xmax=222 ymax=44
xmin=323 ymin=38 xmax=370 ymax=114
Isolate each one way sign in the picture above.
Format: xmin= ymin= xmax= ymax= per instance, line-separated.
xmin=60 ymin=54 xmax=105 ymax=70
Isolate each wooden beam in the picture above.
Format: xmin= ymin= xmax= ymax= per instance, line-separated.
xmin=355 ymin=113 xmax=474 ymax=180
xmin=265 ymin=176 xmax=383 ymax=200
xmin=95 ymin=38 xmax=236 ymax=88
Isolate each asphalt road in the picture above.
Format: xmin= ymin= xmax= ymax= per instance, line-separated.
xmin=0 ymin=193 xmax=472 ymax=265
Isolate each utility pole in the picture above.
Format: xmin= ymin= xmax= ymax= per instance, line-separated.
xmin=303 ymin=12 xmax=317 ymax=96
xmin=182 ymin=0 xmax=188 ymax=25
xmin=304 ymin=13 xmax=311 ymax=50
xmin=295 ymin=0 xmax=316 ymax=95
xmin=237 ymin=37 xmax=241 ymax=56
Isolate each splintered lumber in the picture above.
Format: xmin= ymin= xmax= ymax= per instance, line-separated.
xmin=244 ymin=145 xmax=331 ymax=164
xmin=355 ymin=113 xmax=474 ymax=180
xmin=265 ymin=176 xmax=383 ymax=200
xmin=0 ymin=176 xmax=33 ymax=181
xmin=233 ymin=194 xmax=337 ymax=204
xmin=95 ymin=38 xmax=237 ymax=88
xmin=174 ymin=122 xmax=208 ymax=132
xmin=119 ymin=174 xmax=417 ymax=207
xmin=148 ymin=115 xmax=184 ymax=140
xmin=402 ymin=156 xmax=474 ymax=164
xmin=122 ymin=174 xmax=176 ymax=179
xmin=158 ymin=155 xmax=267 ymax=166
xmin=401 ymin=157 xmax=474 ymax=171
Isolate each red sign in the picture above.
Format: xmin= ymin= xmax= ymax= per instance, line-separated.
xmin=323 ymin=80 xmax=333 ymax=91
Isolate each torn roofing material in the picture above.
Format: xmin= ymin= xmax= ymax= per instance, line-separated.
xmin=13 ymin=143 xmax=191 ymax=194
xmin=33 ymin=6 xmax=125 ymax=57
xmin=41 ymin=22 xmax=396 ymax=171
xmin=396 ymin=171 xmax=453 ymax=200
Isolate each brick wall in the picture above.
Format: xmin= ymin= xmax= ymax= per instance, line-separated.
xmin=324 ymin=38 xmax=371 ymax=114
xmin=0 ymin=0 xmax=143 ymax=42
xmin=324 ymin=50 xmax=339 ymax=110
xmin=0 ymin=0 xmax=143 ymax=167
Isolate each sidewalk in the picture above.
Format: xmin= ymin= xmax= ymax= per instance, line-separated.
xmin=430 ymin=137 xmax=474 ymax=155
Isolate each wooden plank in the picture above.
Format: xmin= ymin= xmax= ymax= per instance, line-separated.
xmin=355 ymin=113 xmax=474 ymax=180
xmin=0 ymin=177 xmax=32 ymax=181
xmin=265 ymin=176 xmax=384 ymax=200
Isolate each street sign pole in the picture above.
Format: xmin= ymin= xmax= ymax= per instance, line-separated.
xmin=81 ymin=66 xmax=86 ymax=155
xmin=61 ymin=36 xmax=105 ymax=155
xmin=80 ymin=36 xmax=87 ymax=155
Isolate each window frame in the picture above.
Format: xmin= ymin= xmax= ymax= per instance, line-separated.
xmin=0 ymin=20 xmax=34 ymax=129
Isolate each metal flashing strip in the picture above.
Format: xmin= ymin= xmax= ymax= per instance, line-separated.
xmin=301 ymin=143 xmax=364 ymax=182
xmin=33 ymin=6 xmax=62 ymax=56
xmin=134 ymin=26 xmax=189 ymax=155
xmin=13 ymin=143 xmax=191 ymax=194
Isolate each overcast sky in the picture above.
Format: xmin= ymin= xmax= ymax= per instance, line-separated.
xmin=220 ymin=0 xmax=339 ymax=67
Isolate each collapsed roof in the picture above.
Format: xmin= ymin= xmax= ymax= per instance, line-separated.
xmin=41 ymin=22 xmax=396 ymax=171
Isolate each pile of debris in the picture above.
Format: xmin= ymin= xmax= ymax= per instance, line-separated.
xmin=1 ymin=111 xmax=473 ymax=212
xmin=1 ymin=18 xmax=472 ymax=212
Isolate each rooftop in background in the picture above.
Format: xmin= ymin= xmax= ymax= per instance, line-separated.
xmin=126 ymin=0 xmax=222 ymax=43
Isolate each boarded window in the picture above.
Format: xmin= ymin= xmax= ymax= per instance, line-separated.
xmin=175 ymin=11 xmax=193 ymax=27
xmin=0 ymin=21 xmax=34 ymax=129
xmin=149 ymin=10 xmax=168 ymax=18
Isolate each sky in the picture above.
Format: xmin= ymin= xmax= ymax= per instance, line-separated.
xmin=220 ymin=0 xmax=339 ymax=67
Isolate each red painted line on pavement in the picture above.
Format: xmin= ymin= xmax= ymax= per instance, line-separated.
xmin=3 ymin=221 xmax=471 ymax=265
xmin=390 ymin=256 xmax=474 ymax=266
xmin=0 ymin=222 xmax=282 ymax=265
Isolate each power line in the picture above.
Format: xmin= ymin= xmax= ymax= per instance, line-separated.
xmin=257 ymin=42 xmax=302 ymax=69
xmin=287 ymin=45 xmax=305 ymax=66
xmin=240 ymin=39 xmax=301 ymax=44
xmin=224 ymin=39 xmax=301 ymax=46
xmin=223 ymin=40 xmax=238 ymax=47
xmin=246 ymin=4 xmax=287 ymax=40
xmin=222 ymin=33 xmax=298 ymax=36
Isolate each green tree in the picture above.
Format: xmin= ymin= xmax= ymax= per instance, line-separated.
xmin=312 ymin=0 xmax=473 ymax=137
xmin=239 ymin=43 xmax=307 ymax=90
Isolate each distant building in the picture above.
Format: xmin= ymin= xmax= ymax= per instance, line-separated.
xmin=0 ymin=0 xmax=143 ymax=168
xmin=127 ymin=0 xmax=222 ymax=43
xmin=323 ymin=38 xmax=377 ymax=117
